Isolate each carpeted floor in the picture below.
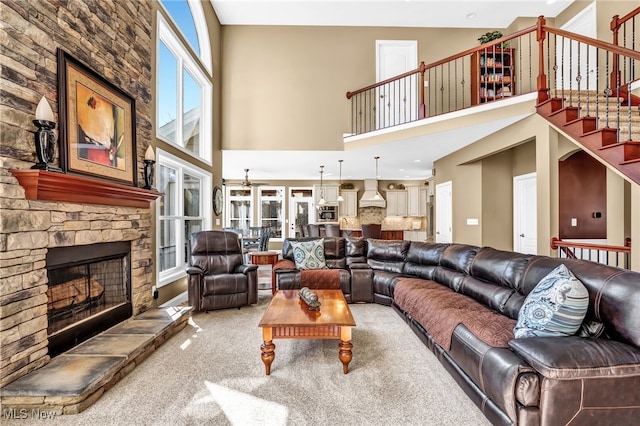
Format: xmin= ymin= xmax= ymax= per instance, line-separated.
xmin=8 ymin=290 xmax=490 ymax=425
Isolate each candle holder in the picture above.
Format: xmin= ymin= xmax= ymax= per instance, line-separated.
xmin=32 ymin=119 xmax=61 ymax=171
xmin=143 ymin=159 xmax=155 ymax=190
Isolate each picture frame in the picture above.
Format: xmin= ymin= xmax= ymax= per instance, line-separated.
xmin=57 ymin=48 xmax=137 ymax=186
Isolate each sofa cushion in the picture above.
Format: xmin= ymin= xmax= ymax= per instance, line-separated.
xmin=291 ymin=239 xmax=327 ymax=270
xmin=345 ymin=237 xmax=366 ymax=265
xmin=394 ymin=277 xmax=515 ymax=351
xmin=300 ymin=269 xmax=343 ymax=289
xmin=514 ymin=264 xmax=588 ymax=338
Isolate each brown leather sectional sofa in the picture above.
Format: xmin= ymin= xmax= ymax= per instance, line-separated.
xmin=274 ymin=237 xmax=640 ymax=426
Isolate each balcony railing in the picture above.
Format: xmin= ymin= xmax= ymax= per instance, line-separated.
xmin=551 ymin=237 xmax=631 ymax=270
xmin=346 ymin=15 xmax=640 ymax=141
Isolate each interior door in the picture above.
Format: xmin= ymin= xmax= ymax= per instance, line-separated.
xmin=288 ymin=188 xmax=313 ymax=238
xmin=376 ymin=40 xmax=418 ymax=129
xmin=513 ymin=173 xmax=537 ymax=254
xmin=557 ymin=3 xmax=596 ymax=91
xmin=435 ymin=181 xmax=452 ymax=243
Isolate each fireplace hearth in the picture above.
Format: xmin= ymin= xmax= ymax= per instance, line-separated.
xmin=46 ymin=241 xmax=132 ymax=357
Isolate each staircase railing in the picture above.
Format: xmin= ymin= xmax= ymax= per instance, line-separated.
xmin=539 ymin=20 xmax=640 ymax=144
xmin=610 ymin=7 xmax=640 ymax=94
xmin=346 ymin=15 xmax=640 ymax=141
xmin=346 ymin=25 xmax=540 ymax=135
xmin=551 ymin=237 xmax=631 ymax=270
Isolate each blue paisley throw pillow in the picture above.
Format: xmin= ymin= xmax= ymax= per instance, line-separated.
xmin=291 ymin=239 xmax=327 ymax=270
xmin=514 ymin=264 xmax=589 ymax=338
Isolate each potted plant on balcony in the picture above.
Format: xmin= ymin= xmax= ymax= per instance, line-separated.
xmin=478 ymin=31 xmax=508 ymax=48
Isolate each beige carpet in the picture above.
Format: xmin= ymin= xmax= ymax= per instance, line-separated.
xmin=8 ymin=290 xmax=490 ymax=425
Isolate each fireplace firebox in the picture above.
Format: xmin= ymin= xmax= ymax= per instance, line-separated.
xmin=46 ymin=241 xmax=132 ymax=357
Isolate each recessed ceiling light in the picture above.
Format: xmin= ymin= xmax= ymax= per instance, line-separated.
xmin=546 ymin=0 xmax=557 ymax=5
xmin=466 ymin=12 xmax=476 ymax=20
xmin=414 ymin=159 xmax=421 ymax=163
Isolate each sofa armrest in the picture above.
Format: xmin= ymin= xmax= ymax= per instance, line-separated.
xmin=509 ymin=336 xmax=640 ymax=379
xmin=234 ymin=264 xmax=259 ymax=274
xmin=273 ymin=259 xmax=297 ymax=272
xmin=186 ymin=266 xmax=204 ymax=275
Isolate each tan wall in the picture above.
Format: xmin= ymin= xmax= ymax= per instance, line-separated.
xmin=434 ymin=113 xmax=548 ymax=250
xmin=482 ymin=151 xmax=514 ymax=250
xmin=221 ymin=25 xmax=496 ymax=152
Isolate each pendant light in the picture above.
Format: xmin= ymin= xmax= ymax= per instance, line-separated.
xmin=318 ymin=165 xmax=326 ymax=205
xmin=336 ymin=160 xmax=344 ymax=202
xmin=373 ymin=156 xmax=382 ymax=200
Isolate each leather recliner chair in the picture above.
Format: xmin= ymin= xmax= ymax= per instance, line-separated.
xmin=186 ymin=230 xmax=258 ymax=311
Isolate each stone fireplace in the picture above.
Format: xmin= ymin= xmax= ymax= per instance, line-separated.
xmin=45 ymin=241 xmax=132 ymax=357
xmin=0 ymin=165 xmax=160 ymax=387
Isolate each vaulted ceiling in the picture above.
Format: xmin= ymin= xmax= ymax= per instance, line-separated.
xmin=212 ymin=0 xmax=576 ymax=181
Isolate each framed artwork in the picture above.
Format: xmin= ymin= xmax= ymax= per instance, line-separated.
xmin=57 ymin=48 xmax=137 ymax=186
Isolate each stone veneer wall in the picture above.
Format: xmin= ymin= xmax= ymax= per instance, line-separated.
xmin=1 ymin=0 xmax=154 ymax=386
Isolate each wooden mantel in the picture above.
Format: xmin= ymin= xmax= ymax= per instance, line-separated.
xmin=10 ymin=170 xmax=161 ymax=208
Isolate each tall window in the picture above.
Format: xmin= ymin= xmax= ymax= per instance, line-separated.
xmin=157 ymin=11 xmax=212 ymax=163
xmin=258 ymin=187 xmax=284 ymax=240
xmin=226 ymin=187 xmax=252 ymax=232
xmin=157 ymin=149 xmax=211 ymax=286
xmin=159 ymin=0 xmax=211 ymax=73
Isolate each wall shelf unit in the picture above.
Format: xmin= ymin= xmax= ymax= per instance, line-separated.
xmin=471 ymin=48 xmax=515 ymax=105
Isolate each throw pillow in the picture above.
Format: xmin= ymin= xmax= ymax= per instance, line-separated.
xmin=291 ymin=239 xmax=327 ymax=270
xmin=514 ymin=264 xmax=589 ymax=339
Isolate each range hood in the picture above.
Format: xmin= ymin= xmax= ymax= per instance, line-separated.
xmin=359 ymin=179 xmax=386 ymax=208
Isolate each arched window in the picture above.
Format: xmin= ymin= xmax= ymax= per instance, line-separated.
xmin=156 ymin=1 xmax=213 ymax=286
xmin=156 ymin=9 xmax=211 ymax=163
xmin=159 ymin=0 xmax=211 ymax=73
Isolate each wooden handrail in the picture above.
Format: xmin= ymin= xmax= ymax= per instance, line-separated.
xmin=611 ymin=7 xmax=640 ymax=33
xmin=543 ymin=25 xmax=640 ymax=61
xmin=346 ymin=62 xmax=426 ymax=99
xmin=550 ymin=237 xmax=631 ymax=254
xmin=610 ymin=7 xmax=639 ymax=99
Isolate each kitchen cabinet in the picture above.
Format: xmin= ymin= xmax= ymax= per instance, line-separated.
xmin=313 ymin=184 xmax=339 ymax=205
xmin=407 ymin=186 xmax=428 ymax=217
xmin=471 ymin=48 xmax=515 ymax=105
xmin=382 ymin=230 xmax=404 ymax=240
xmin=404 ymin=231 xmax=427 ymax=242
xmin=385 ymin=190 xmax=407 ymax=216
xmin=339 ymin=190 xmax=358 ymax=218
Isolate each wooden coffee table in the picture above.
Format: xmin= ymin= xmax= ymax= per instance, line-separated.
xmin=258 ymin=289 xmax=356 ymax=375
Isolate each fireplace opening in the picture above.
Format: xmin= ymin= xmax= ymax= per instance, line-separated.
xmin=46 ymin=241 xmax=132 ymax=357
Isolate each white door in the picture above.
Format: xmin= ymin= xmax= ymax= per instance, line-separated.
xmin=557 ymin=3 xmax=597 ymax=91
xmin=513 ymin=173 xmax=537 ymax=254
xmin=288 ymin=190 xmax=313 ymax=238
xmin=435 ymin=181 xmax=452 ymax=243
xmin=376 ymin=40 xmax=418 ymax=129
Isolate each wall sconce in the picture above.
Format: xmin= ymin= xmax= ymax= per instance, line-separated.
xmin=32 ymin=96 xmax=60 ymax=171
xmin=143 ymin=145 xmax=155 ymax=189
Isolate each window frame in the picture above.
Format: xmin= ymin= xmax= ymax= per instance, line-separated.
xmin=156 ymin=148 xmax=212 ymax=287
xmin=156 ymin=12 xmax=212 ymax=165
xmin=158 ymin=0 xmax=212 ymax=75
xmin=225 ymin=186 xmax=253 ymax=232
xmin=258 ymin=186 xmax=285 ymax=241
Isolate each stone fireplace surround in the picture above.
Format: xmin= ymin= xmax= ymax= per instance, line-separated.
xmin=0 ymin=159 xmax=159 ymax=387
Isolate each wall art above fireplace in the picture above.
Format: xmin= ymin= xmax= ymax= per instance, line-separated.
xmin=57 ymin=48 xmax=138 ymax=186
